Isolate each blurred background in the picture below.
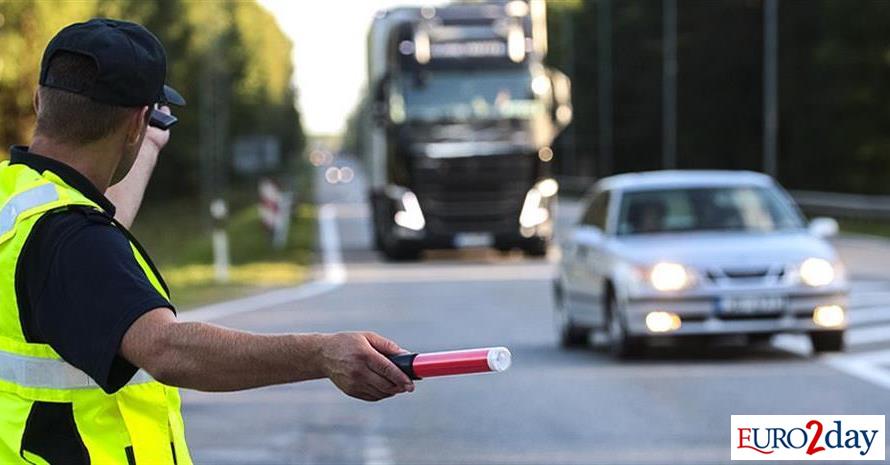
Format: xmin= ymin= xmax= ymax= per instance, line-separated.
xmin=3 ymin=0 xmax=890 ymax=463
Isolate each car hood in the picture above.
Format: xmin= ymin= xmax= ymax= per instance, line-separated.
xmin=609 ymin=230 xmax=838 ymax=268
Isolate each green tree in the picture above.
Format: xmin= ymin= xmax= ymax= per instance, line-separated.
xmin=546 ymin=0 xmax=890 ymax=194
xmin=0 ymin=0 xmax=305 ymax=201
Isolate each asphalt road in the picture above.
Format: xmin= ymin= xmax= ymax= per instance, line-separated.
xmin=181 ymin=159 xmax=890 ymax=464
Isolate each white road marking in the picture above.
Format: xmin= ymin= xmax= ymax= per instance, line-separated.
xmin=363 ymin=434 xmax=394 ymax=465
xmin=845 ymin=322 xmax=890 ymax=346
xmin=849 ymin=280 xmax=890 ymax=292
xmin=328 ymin=202 xmax=370 ymax=219
xmin=849 ymin=290 xmax=890 ymax=307
xmin=848 ymin=305 xmax=890 ymax=325
xmin=181 ymin=203 xmax=346 ymax=322
xmin=823 ymin=349 xmax=890 ymax=391
xmin=318 ymin=203 xmax=348 ymax=285
xmin=773 ymin=319 xmax=890 ymax=357
xmin=774 ymin=298 xmax=890 ymax=391
xmin=774 ymin=337 xmax=890 ymax=393
xmin=346 ymin=262 xmax=554 ymax=283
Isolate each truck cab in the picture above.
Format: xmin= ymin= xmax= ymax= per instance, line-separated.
xmin=364 ymin=1 xmax=571 ymax=260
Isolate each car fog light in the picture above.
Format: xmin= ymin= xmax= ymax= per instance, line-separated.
xmin=645 ymin=311 xmax=682 ymax=333
xmin=813 ymin=305 xmax=845 ymax=328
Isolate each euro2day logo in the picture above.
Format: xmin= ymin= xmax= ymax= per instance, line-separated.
xmin=731 ymin=415 xmax=885 ymax=461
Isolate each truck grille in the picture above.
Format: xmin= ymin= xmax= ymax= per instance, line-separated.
xmin=411 ymin=154 xmax=536 ymax=234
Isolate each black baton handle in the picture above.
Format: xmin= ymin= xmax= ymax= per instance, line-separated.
xmin=387 ymin=353 xmax=421 ymax=380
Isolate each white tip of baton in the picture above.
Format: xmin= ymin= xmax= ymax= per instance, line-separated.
xmin=487 ymin=347 xmax=512 ymax=372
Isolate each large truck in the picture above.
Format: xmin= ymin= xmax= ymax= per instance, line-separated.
xmin=363 ymin=0 xmax=571 ymax=260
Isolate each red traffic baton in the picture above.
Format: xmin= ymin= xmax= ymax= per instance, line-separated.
xmin=388 ymin=347 xmax=511 ymax=380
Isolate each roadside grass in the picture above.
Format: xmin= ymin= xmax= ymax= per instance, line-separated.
xmin=131 ymin=192 xmax=316 ymax=309
xmin=837 ymin=218 xmax=890 ymax=239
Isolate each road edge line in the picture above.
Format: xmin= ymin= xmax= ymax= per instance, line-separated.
xmin=181 ymin=203 xmax=345 ymax=322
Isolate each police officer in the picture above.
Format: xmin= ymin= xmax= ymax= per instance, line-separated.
xmin=0 ymin=19 xmax=414 ymax=464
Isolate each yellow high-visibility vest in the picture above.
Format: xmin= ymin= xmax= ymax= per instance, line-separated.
xmin=0 ymin=160 xmax=191 ymax=464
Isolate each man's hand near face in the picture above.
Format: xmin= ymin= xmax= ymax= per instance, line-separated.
xmin=140 ymin=106 xmax=171 ymax=155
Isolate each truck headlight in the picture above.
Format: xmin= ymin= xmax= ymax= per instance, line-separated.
xmin=390 ymin=188 xmax=425 ymax=231
xmin=799 ymin=258 xmax=835 ymax=287
xmin=519 ymin=179 xmax=558 ymax=228
xmin=649 ymin=262 xmax=691 ymax=291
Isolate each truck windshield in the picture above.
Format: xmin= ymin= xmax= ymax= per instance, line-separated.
xmin=395 ymin=70 xmax=544 ymax=122
xmin=616 ymin=186 xmax=804 ymax=235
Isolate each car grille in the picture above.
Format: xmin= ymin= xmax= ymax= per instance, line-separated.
xmin=411 ymin=154 xmax=536 ymax=234
xmin=706 ymin=265 xmax=786 ymax=284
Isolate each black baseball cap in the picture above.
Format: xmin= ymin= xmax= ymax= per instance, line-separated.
xmin=39 ymin=18 xmax=185 ymax=108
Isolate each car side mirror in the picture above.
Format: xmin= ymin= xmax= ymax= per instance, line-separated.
xmin=573 ymin=225 xmax=604 ymax=245
xmin=808 ymin=217 xmax=839 ymax=238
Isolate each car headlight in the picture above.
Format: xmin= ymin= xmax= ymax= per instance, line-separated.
xmin=649 ymin=262 xmax=691 ymax=291
xmin=799 ymin=257 xmax=835 ymax=287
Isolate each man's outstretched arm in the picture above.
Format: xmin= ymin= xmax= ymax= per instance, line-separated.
xmin=120 ymin=308 xmax=415 ymax=401
xmin=105 ymin=107 xmax=170 ymax=228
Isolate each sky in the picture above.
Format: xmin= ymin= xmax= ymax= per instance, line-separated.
xmin=258 ymin=0 xmax=424 ymax=136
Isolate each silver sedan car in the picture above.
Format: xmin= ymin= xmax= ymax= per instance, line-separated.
xmin=553 ymin=170 xmax=849 ymax=357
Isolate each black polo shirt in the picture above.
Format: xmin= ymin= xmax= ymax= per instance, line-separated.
xmin=9 ymin=146 xmax=173 ymax=394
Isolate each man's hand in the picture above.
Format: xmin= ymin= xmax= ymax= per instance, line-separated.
xmin=320 ymin=332 xmax=415 ymax=402
xmin=141 ymin=105 xmax=171 ymax=155
xmin=121 ymin=310 xmax=416 ymax=394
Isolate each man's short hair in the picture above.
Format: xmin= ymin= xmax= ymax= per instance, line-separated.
xmin=35 ymin=51 xmax=138 ymax=144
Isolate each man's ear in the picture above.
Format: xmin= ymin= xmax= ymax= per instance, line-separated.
xmin=125 ymin=106 xmax=151 ymax=146
xmin=33 ymin=91 xmax=40 ymax=114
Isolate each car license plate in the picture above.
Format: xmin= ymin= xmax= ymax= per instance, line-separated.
xmin=718 ymin=295 xmax=787 ymax=316
xmin=455 ymin=233 xmax=493 ymax=248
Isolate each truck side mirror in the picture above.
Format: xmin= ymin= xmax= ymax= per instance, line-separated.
xmin=372 ymin=77 xmax=390 ymax=124
xmin=372 ymin=102 xmax=388 ymax=123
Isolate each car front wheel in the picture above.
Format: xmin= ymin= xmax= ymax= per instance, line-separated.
xmin=608 ymin=296 xmax=644 ymax=358
xmin=554 ymin=282 xmax=589 ymax=348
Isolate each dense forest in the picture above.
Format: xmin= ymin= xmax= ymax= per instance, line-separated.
xmin=0 ymin=0 xmax=304 ymax=201
xmin=546 ymin=0 xmax=890 ymax=194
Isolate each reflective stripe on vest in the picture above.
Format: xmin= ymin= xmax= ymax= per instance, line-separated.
xmin=0 ymin=349 xmax=154 ymax=389
xmin=0 ymin=183 xmax=58 ymax=236
xmin=0 ymin=182 xmax=158 ymax=390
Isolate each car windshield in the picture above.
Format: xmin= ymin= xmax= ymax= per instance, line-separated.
xmin=394 ymin=70 xmax=545 ymax=122
xmin=616 ymin=186 xmax=804 ymax=235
